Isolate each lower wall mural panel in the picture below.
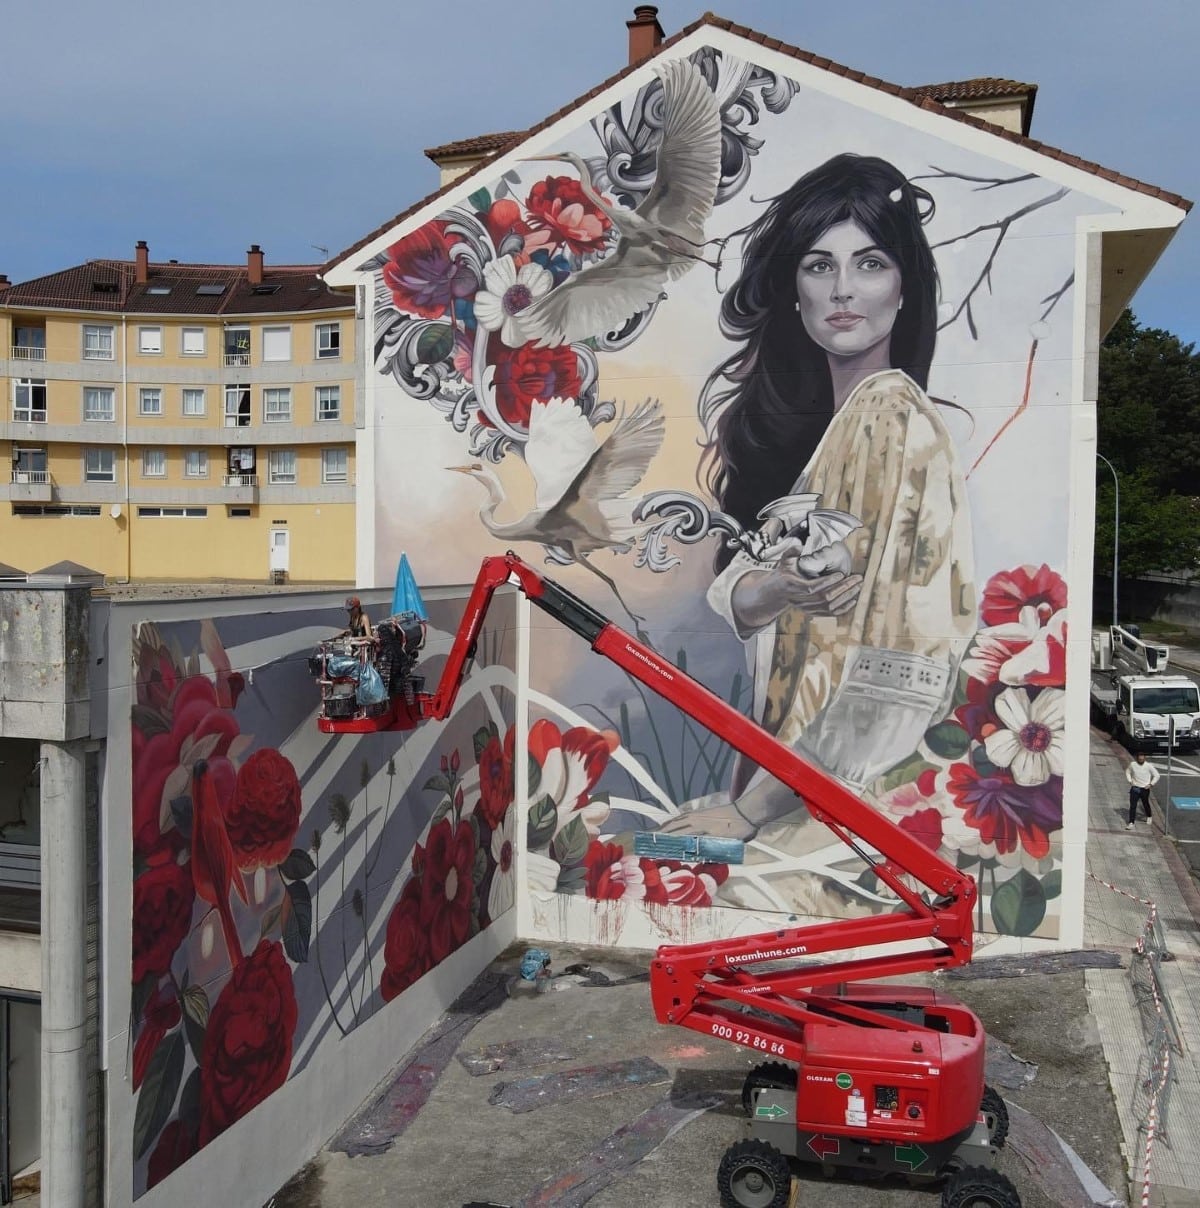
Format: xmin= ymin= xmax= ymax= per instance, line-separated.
xmin=121 ymin=592 xmax=516 ymax=1200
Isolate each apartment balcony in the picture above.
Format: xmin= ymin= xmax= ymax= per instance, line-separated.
xmin=221 ymin=473 xmax=259 ymax=504
xmin=224 ymin=352 xmax=251 ymax=368
xmin=9 ymin=470 xmax=53 ymax=502
xmin=10 ymin=345 xmax=46 ymax=362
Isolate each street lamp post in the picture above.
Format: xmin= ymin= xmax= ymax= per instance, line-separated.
xmin=1097 ymin=453 xmax=1119 ymax=627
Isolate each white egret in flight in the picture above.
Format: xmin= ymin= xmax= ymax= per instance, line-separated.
xmin=516 ymin=57 xmax=722 ymax=349
xmin=450 ymin=397 xmax=665 ymax=635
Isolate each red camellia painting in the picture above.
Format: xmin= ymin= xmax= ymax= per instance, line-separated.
xmin=225 ymin=748 xmax=302 ymax=869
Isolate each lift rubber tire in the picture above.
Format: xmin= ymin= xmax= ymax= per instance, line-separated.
xmin=741 ymin=1061 xmax=797 ymax=1115
xmin=718 ymin=1138 xmax=793 ymax=1208
xmin=981 ymin=1084 xmax=1009 ymax=1149
xmin=941 ymin=1164 xmax=1022 ymax=1208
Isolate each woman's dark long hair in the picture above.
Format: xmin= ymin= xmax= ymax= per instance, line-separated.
xmin=700 ymin=153 xmax=939 ymax=570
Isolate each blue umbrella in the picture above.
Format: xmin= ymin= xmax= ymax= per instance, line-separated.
xmin=391 ymin=553 xmax=428 ymax=620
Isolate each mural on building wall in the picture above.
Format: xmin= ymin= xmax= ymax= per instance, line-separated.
xmin=365 ymin=46 xmax=1103 ymax=944
xmin=128 ymin=601 xmax=515 ymax=1196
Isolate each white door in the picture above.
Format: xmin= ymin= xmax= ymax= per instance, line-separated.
xmin=269 ymin=528 xmax=290 ymax=573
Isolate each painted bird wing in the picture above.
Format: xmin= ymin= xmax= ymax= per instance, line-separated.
xmin=562 ymin=400 xmax=665 ymax=514
xmin=800 ymin=508 xmax=863 ymax=551
xmin=524 ymin=397 xmax=599 ymax=510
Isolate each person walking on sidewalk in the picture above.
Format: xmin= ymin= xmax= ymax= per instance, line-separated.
xmin=1126 ymin=751 xmax=1160 ymax=829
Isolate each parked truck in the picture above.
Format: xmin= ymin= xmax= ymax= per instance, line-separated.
xmin=1091 ymin=628 xmax=1200 ymax=753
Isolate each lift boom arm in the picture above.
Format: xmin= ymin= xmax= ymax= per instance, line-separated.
xmin=354 ymin=552 xmax=977 ymax=1059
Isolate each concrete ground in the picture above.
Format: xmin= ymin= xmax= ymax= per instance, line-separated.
xmin=265 ymin=720 xmax=1200 ymax=1208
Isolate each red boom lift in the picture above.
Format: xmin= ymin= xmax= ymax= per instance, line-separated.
xmin=312 ymin=553 xmax=1019 ymax=1208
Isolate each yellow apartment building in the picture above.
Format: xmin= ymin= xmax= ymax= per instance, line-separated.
xmin=0 ymin=242 xmax=357 ymax=582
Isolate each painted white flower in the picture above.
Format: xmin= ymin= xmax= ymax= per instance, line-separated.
xmin=489 ymin=807 xmax=516 ymax=919
xmin=983 ymin=687 xmax=1066 ymax=786
xmin=526 ymin=851 xmax=560 ymax=896
xmin=473 ymin=255 xmax=553 ymax=347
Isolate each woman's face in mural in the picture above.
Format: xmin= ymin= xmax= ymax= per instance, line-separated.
xmin=794 ymin=219 xmax=903 ymax=361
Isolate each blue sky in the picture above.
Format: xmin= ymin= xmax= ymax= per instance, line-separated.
xmin=4 ymin=0 xmax=1196 ymax=342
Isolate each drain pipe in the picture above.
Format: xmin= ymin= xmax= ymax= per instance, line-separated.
xmin=40 ymin=739 xmax=88 ymax=1208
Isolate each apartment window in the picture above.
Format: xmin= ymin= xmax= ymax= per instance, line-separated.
xmin=14 ymin=505 xmax=99 ymax=517
xmin=262 ymin=326 xmax=292 ymax=362
xmin=316 ymin=385 xmax=340 ymax=421
xmin=321 ymin=448 xmax=348 ymax=484
xmin=181 ymin=327 xmax=206 ymax=356
xmin=229 ymin=507 xmax=253 ymax=518
xmin=142 ymin=449 xmax=166 ymax=477
xmin=224 ymin=384 xmax=250 ymax=427
xmin=14 ymin=379 xmax=47 ymax=422
xmin=83 ymin=386 xmax=115 ymax=421
xmin=13 ymin=447 xmax=47 ymax=477
xmin=82 ymin=324 xmax=114 ymax=360
xmin=184 ymin=450 xmax=209 ymax=478
xmin=224 ymin=326 xmax=250 ymax=367
xmin=139 ymin=387 xmax=163 ymax=416
xmin=268 ymin=449 xmax=296 ymax=484
xmin=263 ymin=387 xmax=292 ymax=423
xmin=84 ymin=448 xmax=116 ymax=482
xmin=138 ymin=506 xmax=208 ymax=518
xmin=12 ymin=327 xmax=46 ymax=360
xmin=138 ymin=326 xmax=163 ymax=354
xmin=182 ymin=388 xmax=206 ymax=417
xmin=316 ymin=322 xmax=341 ymax=360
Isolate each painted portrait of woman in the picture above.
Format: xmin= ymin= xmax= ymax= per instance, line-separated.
xmin=668 ymin=152 xmax=977 ymax=841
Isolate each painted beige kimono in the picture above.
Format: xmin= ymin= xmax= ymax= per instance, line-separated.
xmin=709 ymin=368 xmax=976 ymax=791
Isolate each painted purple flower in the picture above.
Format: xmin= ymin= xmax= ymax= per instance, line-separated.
xmin=382 ymin=222 xmax=477 ymax=320
xmin=947 ymin=764 xmax=1061 ymax=858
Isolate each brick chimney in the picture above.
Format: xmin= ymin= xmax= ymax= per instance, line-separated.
xmin=247 ymin=244 xmax=264 ymax=286
xmin=627 ymin=4 xmax=664 ymax=64
xmin=0 ymin=274 xmax=10 ymax=294
xmin=135 ymin=240 xmax=149 ymax=283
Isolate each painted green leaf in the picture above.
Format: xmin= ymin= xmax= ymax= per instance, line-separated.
xmin=182 ymin=985 xmax=209 ymax=1063
xmin=551 ymin=816 xmax=589 ymax=868
xmin=526 ymin=795 xmax=558 ymax=849
xmin=924 ymin=722 xmax=971 ymax=760
xmin=527 ymin=751 xmax=541 ymax=799
xmin=133 ymin=1029 xmax=184 ymax=1160
xmin=970 ymin=744 xmax=1001 ymax=776
xmin=423 ymin=774 xmax=451 ymax=796
xmin=875 ymin=754 xmax=938 ymax=795
xmin=473 ymin=726 xmax=494 ymax=761
xmin=473 ymin=845 xmax=488 ymax=887
xmin=431 ymin=797 xmax=453 ymax=827
xmin=1041 ymin=869 xmax=1062 ymax=900
xmin=177 ymin=1068 xmax=201 ymax=1137
xmin=416 ymin=323 xmax=453 ymax=365
xmin=282 ymin=880 xmax=313 ymax=963
xmin=131 ymin=973 xmax=158 ymax=1024
xmin=990 ymin=869 xmax=1047 ymax=936
xmin=467 ymin=187 xmax=491 ymax=213
xmin=169 ymin=794 xmax=193 ymax=835
xmin=279 ymin=848 xmax=316 ymax=880
xmin=556 ymin=865 xmax=589 ymax=893
xmin=259 ymin=901 xmax=283 ymax=940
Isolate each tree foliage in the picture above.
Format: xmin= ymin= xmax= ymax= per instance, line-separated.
xmin=1096 ymin=310 xmax=1200 ymax=579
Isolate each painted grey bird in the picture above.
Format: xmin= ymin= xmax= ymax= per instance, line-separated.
xmin=515 ymin=57 xmax=722 ymax=348
xmin=449 ymin=397 xmax=665 ymax=635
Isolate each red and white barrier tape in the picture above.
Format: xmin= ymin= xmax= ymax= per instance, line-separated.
xmin=1087 ymin=870 xmax=1171 ymax=1205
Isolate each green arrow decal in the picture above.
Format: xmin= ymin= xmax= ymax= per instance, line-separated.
xmin=894 ymin=1143 xmax=928 ymax=1171
xmin=755 ymin=1103 xmax=788 ymax=1120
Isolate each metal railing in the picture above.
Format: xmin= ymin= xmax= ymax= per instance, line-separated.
xmin=12 ymin=409 xmax=47 ymax=423
xmin=10 ymin=345 xmax=46 ymax=361
xmin=222 ymin=473 xmax=258 ymax=487
xmin=11 ymin=470 xmax=50 ymax=485
xmin=223 ymin=352 xmax=250 ymax=367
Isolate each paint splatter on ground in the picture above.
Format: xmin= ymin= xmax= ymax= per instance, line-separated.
xmin=458 ymin=1036 xmax=578 ymax=1077
xmin=487 ymin=1056 xmax=669 ymax=1114
xmin=330 ymin=971 xmax=507 ymax=1156
xmin=513 ymin=1092 xmax=721 ymax=1207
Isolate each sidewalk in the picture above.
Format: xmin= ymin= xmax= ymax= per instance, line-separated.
xmin=1084 ymin=727 xmax=1200 ymax=1206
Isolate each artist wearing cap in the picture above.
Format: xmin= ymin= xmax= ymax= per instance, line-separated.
xmin=341 ymin=596 xmax=373 ymax=639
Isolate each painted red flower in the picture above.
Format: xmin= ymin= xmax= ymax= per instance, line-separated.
xmin=476 ymin=731 xmax=514 ymax=830
xmin=954 ymin=677 xmax=1007 ymax=742
xmin=132 ymin=985 xmax=182 ymax=1090
xmin=525 ymin=176 xmax=612 ymax=255
xmin=131 ymin=860 xmax=194 ymax=984
xmin=381 ymin=877 xmax=431 ymax=1001
xmin=962 ymin=608 xmax=1067 ymax=690
xmin=135 ymin=643 xmax=180 ymax=714
xmin=382 ymin=221 xmax=476 ymax=319
xmin=640 ymin=859 xmax=729 ymax=907
xmin=980 ymin=564 xmax=1067 ymax=627
xmin=946 ymin=763 xmax=1062 ymax=858
xmin=482 ymin=199 xmax=555 ymax=263
xmin=490 ymin=338 xmax=582 ymax=427
xmin=198 ymin=940 xmax=297 ymax=1145
xmin=419 ymin=818 xmax=477 ymax=963
xmin=146 ymin=1118 xmax=197 ymax=1191
xmin=224 ymin=748 xmax=302 ymax=869
xmin=583 ymin=839 xmax=637 ymax=900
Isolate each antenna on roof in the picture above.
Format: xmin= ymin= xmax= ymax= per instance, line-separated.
xmin=311 ymin=244 xmax=329 ymax=257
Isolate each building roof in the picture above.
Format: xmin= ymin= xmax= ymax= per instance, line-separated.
xmin=909 ymin=77 xmax=1036 ymax=102
xmin=329 ymin=10 xmax=1189 ymax=274
xmin=2 ymin=259 xmax=352 ymax=316
xmin=425 ymin=131 xmax=524 ymax=162
xmin=0 ymin=561 xmax=25 ymax=580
